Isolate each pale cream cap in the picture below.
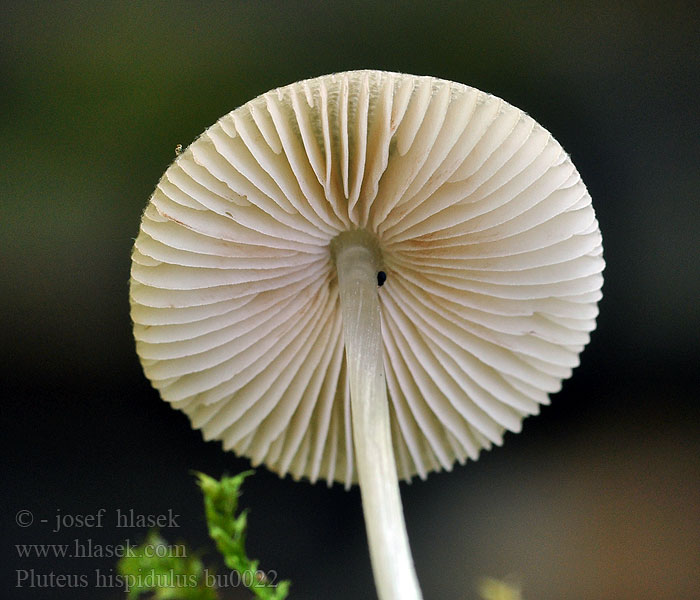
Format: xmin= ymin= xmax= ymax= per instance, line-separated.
xmin=130 ymin=70 xmax=604 ymax=486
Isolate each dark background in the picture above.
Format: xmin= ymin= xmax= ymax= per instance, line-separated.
xmin=2 ymin=2 xmax=698 ymax=599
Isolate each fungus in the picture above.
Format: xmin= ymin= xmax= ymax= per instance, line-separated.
xmin=130 ymin=70 xmax=604 ymax=600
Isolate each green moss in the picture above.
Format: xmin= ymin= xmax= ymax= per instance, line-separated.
xmin=117 ymin=471 xmax=290 ymax=600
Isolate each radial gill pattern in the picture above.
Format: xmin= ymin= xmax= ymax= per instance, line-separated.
xmin=130 ymin=70 xmax=604 ymax=486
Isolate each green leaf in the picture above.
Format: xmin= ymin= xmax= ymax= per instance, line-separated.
xmin=477 ymin=576 xmax=523 ymax=600
xmin=117 ymin=530 xmax=217 ymax=600
xmin=196 ymin=471 xmax=290 ymax=600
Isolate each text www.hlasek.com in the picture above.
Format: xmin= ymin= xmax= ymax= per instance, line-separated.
xmin=16 ymin=538 xmax=185 ymax=559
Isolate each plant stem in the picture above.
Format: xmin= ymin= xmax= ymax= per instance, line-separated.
xmin=333 ymin=231 xmax=423 ymax=600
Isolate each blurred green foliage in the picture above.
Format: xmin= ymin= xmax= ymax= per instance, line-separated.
xmin=118 ymin=530 xmax=216 ymax=600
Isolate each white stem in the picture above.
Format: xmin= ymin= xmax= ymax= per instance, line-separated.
xmin=334 ymin=232 xmax=423 ymax=600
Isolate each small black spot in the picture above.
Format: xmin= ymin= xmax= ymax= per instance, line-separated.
xmin=377 ymin=271 xmax=387 ymax=287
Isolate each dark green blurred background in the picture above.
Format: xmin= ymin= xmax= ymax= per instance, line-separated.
xmin=3 ymin=2 xmax=698 ymax=599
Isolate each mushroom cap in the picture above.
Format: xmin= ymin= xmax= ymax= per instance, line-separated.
xmin=130 ymin=70 xmax=604 ymax=486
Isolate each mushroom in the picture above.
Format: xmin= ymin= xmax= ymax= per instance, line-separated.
xmin=130 ymin=70 xmax=604 ymax=600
